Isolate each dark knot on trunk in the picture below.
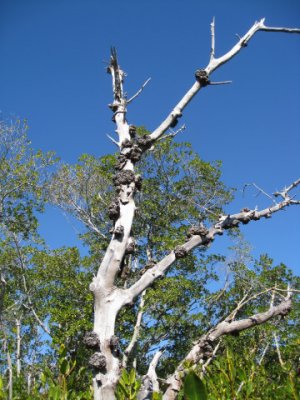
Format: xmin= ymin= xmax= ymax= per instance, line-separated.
xmin=113 ymin=170 xmax=136 ymax=186
xmin=135 ymin=174 xmax=143 ymax=191
xmin=110 ymin=335 xmax=121 ymax=356
xmin=129 ymin=125 xmax=137 ymax=138
xmin=170 ymin=112 xmax=182 ymax=128
xmin=83 ymin=331 xmax=100 ymax=349
xmin=195 ymin=69 xmax=210 ymax=86
xmin=136 ymin=135 xmax=153 ymax=151
xmin=187 ymin=224 xmax=209 ymax=238
xmin=121 ymin=138 xmax=134 ymax=148
xmin=128 ymin=145 xmax=143 ymax=163
xmin=115 ymin=154 xmax=127 ymax=171
xmin=174 ymin=245 xmax=188 ymax=259
xmin=114 ymin=225 xmax=124 ymax=237
xmin=88 ymin=352 xmax=106 ymax=371
xmin=108 ymin=200 xmax=120 ymax=220
xmin=125 ymin=237 xmax=136 ymax=254
xmin=110 ymin=335 xmax=119 ymax=348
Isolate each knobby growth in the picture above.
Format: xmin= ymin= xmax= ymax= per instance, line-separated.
xmin=85 ymin=19 xmax=300 ymax=400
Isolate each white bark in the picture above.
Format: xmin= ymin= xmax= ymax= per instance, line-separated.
xmin=16 ymin=318 xmax=21 ymax=377
xmin=274 ymin=333 xmax=285 ymax=367
xmin=4 ymin=339 xmax=13 ymax=400
xmin=123 ymin=290 xmax=146 ymax=368
xmin=147 ymin=350 xmax=164 ymax=393
xmin=90 ymin=48 xmax=139 ymax=400
xmin=138 ymin=350 xmax=164 ymax=400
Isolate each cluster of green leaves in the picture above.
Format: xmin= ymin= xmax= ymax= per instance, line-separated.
xmin=115 ymin=369 xmax=141 ymax=400
xmin=182 ymin=371 xmax=207 ymax=400
xmin=0 ymin=117 xmax=56 ymax=239
xmin=134 ymin=128 xmax=233 ymax=261
xmin=0 ymin=345 xmax=92 ymax=400
xmin=38 ymin=344 xmax=92 ymax=400
xmin=203 ymin=340 xmax=300 ymax=399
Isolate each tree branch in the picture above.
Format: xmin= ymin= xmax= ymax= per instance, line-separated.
xmin=139 ymin=350 xmax=164 ymax=399
xmin=273 ymin=333 xmax=285 ymax=367
xmin=210 ymin=17 xmax=216 ymax=61
xmin=163 ymin=291 xmax=292 ymax=399
xmin=122 ymin=290 xmax=146 ymax=368
xmin=123 ymin=179 xmax=300 ymax=304
xmin=127 ymin=78 xmax=151 ymax=104
xmin=149 ymin=19 xmax=300 ymax=142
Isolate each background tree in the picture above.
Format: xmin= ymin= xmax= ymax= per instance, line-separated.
xmin=0 ymin=116 xmax=56 ymax=397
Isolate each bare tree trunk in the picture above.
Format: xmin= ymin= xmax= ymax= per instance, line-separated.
xmin=27 ymin=372 xmax=31 ymax=396
xmin=90 ymin=297 xmax=122 ymax=399
xmin=16 ymin=318 xmax=21 ymax=377
xmin=6 ymin=345 xmax=13 ymax=400
xmin=89 ymin=48 xmax=139 ymax=400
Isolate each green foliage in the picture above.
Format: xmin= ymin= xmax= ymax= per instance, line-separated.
xmin=0 ymin=344 xmax=93 ymax=400
xmin=38 ymin=344 xmax=92 ymax=400
xmin=183 ymin=371 xmax=207 ymax=400
xmin=0 ymin=377 xmax=5 ymax=400
xmin=115 ymin=369 xmax=141 ymax=400
xmin=203 ymin=342 xmax=300 ymax=399
xmin=152 ymin=392 xmax=163 ymax=400
xmin=0 ymin=117 xmax=56 ymax=239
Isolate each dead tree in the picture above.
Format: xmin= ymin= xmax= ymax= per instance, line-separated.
xmin=88 ymin=19 xmax=300 ymax=400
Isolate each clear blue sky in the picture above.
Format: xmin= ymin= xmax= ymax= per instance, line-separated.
xmin=1 ymin=0 xmax=299 ymax=274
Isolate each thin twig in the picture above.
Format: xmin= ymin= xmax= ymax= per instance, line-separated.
xmin=106 ymin=134 xmax=119 ymax=147
xmin=243 ymin=182 xmax=277 ymax=204
xmin=122 ymin=290 xmax=146 ymax=368
xmin=157 ymin=124 xmax=186 ymax=141
xmin=273 ymin=333 xmax=285 ymax=367
xmin=209 ymin=80 xmax=232 ymax=85
xmin=201 ymin=340 xmax=221 ymax=377
xmin=127 ymin=78 xmax=151 ymax=104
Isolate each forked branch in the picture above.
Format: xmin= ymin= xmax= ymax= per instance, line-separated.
xmin=150 ymin=19 xmax=300 ymax=142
